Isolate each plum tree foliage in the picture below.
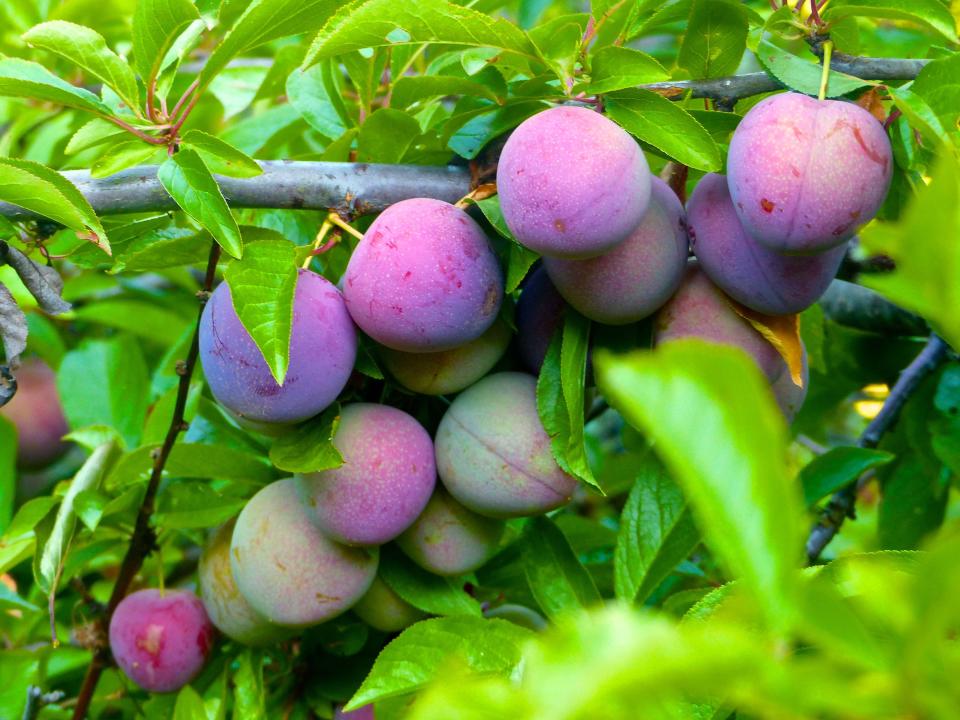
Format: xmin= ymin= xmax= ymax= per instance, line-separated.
xmin=0 ymin=0 xmax=958 ymax=719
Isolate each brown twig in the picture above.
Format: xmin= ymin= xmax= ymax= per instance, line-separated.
xmin=69 ymin=241 xmax=221 ymax=720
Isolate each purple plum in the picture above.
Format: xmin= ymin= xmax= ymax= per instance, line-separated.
xmin=0 ymin=358 xmax=69 ymax=469
xmin=515 ymin=266 xmax=567 ymax=374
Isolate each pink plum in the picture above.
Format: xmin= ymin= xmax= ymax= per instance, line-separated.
xmin=0 ymin=358 xmax=69 ymax=469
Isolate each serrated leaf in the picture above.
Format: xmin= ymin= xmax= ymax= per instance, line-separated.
xmin=286 ymin=62 xmax=350 ymax=139
xmin=823 ymin=0 xmax=958 ymax=42
xmin=133 ymin=0 xmax=201 ymax=86
xmin=391 ymin=75 xmax=501 ymax=109
xmin=678 ymin=0 xmax=748 ymax=80
xmin=347 ymin=617 xmax=533 ymax=710
xmin=800 ymin=447 xmax=895 ymax=506
xmin=304 ymin=0 xmax=538 ymax=68
xmin=23 ymin=21 xmax=140 ymax=112
xmin=110 ymin=227 xmax=211 ymax=273
xmin=522 ymin=516 xmax=600 ymax=620
xmin=0 ymin=157 xmax=108 ymax=252
xmin=606 ymin=89 xmax=722 ymax=172
xmin=269 ymin=404 xmax=344 ymax=473
xmin=65 ymin=117 xmax=126 ymax=155
xmin=223 ymin=238 xmax=298 ymax=383
xmin=379 ymin=546 xmax=482 ymax=617
xmin=91 ymin=138 xmax=163 ymax=178
xmin=181 ymin=129 xmax=263 ymax=178
xmin=596 ymin=340 xmax=803 ymax=629
xmin=358 ymin=108 xmax=420 ymax=163
xmin=615 ymin=456 xmax=700 ymax=604
xmin=0 ymin=57 xmax=112 ymax=114
xmin=754 ymin=39 xmax=872 ymax=98
xmin=157 ymin=149 xmax=243 ymax=259
xmin=910 ymin=54 xmax=960 ymax=147
xmin=579 ymin=46 xmax=668 ymax=94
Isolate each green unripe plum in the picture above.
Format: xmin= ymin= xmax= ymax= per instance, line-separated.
xmin=434 ymin=372 xmax=577 ymax=518
xmin=230 ymin=479 xmax=378 ymax=629
xmin=352 ymin=575 xmax=425 ymax=632
xmin=396 ymin=489 xmax=505 ymax=575
xmin=379 ymin=320 xmax=511 ymax=395
xmin=654 ymin=262 xmax=783 ymax=381
xmin=483 ymin=603 xmax=548 ymax=631
xmin=198 ymin=521 xmax=290 ymax=646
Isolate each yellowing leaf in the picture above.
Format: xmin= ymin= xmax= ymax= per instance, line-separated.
xmin=730 ymin=301 xmax=804 ymax=387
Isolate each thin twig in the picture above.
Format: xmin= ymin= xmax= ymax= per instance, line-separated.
xmin=69 ymin=241 xmax=222 ymax=720
xmin=99 ymin=115 xmax=168 ymax=146
xmin=805 ymin=334 xmax=952 ymax=563
xmin=169 ymin=79 xmax=200 ymax=127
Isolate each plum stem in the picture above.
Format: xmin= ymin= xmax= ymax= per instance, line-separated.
xmin=818 ymin=40 xmax=834 ymax=101
xmin=303 ymin=218 xmax=335 ymax=269
xmin=328 ymin=212 xmax=365 ymax=241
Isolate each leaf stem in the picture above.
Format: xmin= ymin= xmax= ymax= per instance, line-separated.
xmin=818 ymin=40 xmax=834 ymax=101
xmin=303 ymin=219 xmax=334 ymax=269
xmin=100 ymin=115 xmax=168 ymax=146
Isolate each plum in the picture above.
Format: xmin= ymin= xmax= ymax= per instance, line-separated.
xmin=297 ymin=404 xmax=436 ymax=546
xmin=515 ymin=266 xmax=567 ymax=374
xmin=434 ymin=372 xmax=577 ymax=518
xmin=334 ymin=706 xmax=375 ymax=720
xmin=483 ymin=603 xmax=548 ymax=631
xmin=199 ymin=269 xmax=356 ymax=426
xmin=230 ymin=479 xmax=378 ymax=629
xmin=342 ymin=198 xmax=503 ymax=352
xmin=727 ymin=92 xmax=892 ymax=254
xmin=108 ymin=588 xmax=214 ymax=693
xmin=689 ymin=173 xmax=847 ymax=315
xmin=543 ymin=177 xmax=688 ymax=324
xmin=198 ymin=521 xmax=289 ymax=646
xmin=0 ymin=358 xmax=69 ymax=470
xmin=352 ymin=575 xmax=425 ymax=632
xmin=497 ymin=106 xmax=651 ymax=258
xmin=654 ymin=262 xmax=784 ymax=381
xmin=772 ymin=344 xmax=809 ymax=422
xmin=396 ymin=488 xmax=505 ymax=575
xmin=380 ymin=319 xmax=511 ymax=395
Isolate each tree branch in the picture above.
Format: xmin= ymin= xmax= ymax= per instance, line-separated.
xmin=69 ymin=241 xmax=221 ymax=720
xmin=820 ymin=280 xmax=928 ymax=337
xmin=805 ymin=334 xmax=952 ymax=564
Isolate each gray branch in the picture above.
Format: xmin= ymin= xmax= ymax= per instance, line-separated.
xmin=820 ymin=280 xmax=928 ymax=337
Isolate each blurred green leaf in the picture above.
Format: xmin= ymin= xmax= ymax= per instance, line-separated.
xmin=910 ymin=54 xmax=960 ymax=147
xmin=522 ymin=516 xmax=601 ymax=620
xmin=824 ymin=0 xmax=958 ymax=43
xmin=156 ymin=481 xmax=249 ymax=529
xmin=287 ymin=62 xmax=351 ymax=139
xmin=0 ymin=57 xmax=112 ymax=114
xmin=0 ymin=418 xmax=14 ymax=533
xmin=379 ymin=546 xmax=482 ymax=617
xmin=233 ymin=650 xmax=266 ymax=720
xmin=107 ymin=443 xmax=274 ymax=489
xmin=72 ymin=299 xmax=191 ymax=347
xmin=223 ymin=238 xmax=298 ymax=384
xmin=596 ymin=340 xmax=803 ymax=629
xmin=391 ymin=76 xmax=502 ymax=108
xmin=800 ymin=447 xmax=895 ymax=506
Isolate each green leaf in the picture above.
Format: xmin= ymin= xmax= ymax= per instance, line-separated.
xmin=615 ymin=455 xmax=700 ymax=604
xmin=72 ymin=299 xmax=191 ymax=347
xmin=391 ymin=76 xmax=501 ymax=109
xmin=606 ymin=90 xmax=722 ymax=172
xmin=57 ymin=336 xmax=149 ymax=450
xmin=595 ymin=340 xmax=803 ymax=629
xmin=754 ymin=39 xmax=872 ymax=98
xmin=156 ymin=482 xmax=249 ymax=530
xmin=823 ymin=0 xmax=958 ymax=43
xmin=910 ymin=54 xmax=960 ymax=147
xmin=35 ymin=442 xmax=114 ymax=595
xmin=201 ymin=0 xmax=341 ymax=91
xmin=110 ymin=227 xmax=211 ymax=273
xmin=223 ymin=238 xmax=298 ymax=383
xmin=799 ymin=447 xmax=895 ymax=507
xmin=157 ymin=149 xmax=243 ymax=259
xmin=233 ymin=650 xmax=266 ymax=720
xmin=521 ymin=516 xmax=600 ymax=620
xmin=358 ymin=108 xmax=421 ymax=163
xmin=269 ymin=404 xmax=344 ymax=473
xmin=132 ymin=0 xmax=200 ymax=87
xmin=65 ymin=117 xmax=127 ymax=155
xmin=22 ymin=21 xmax=140 ymax=112
xmin=91 ymin=138 xmax=163 ymax=178
xmin=347 ymin=617 xmax=533 ymax=709
xmin=887 ymin=84 xmax=952 ymax=148
xmin=506 ymin=243 xmax=540 ymax=295
xmin=286 ymin=62 xmax=350 ymax=139
xmin=579 ymin=46 xmax=668 ymax=94
xmin=304 ymin=0 xmax=539 ymax=68
xmin=536 ymin=310 xmax=597 ymax=488
xmin=173 ymin=685 xmax=208 ymax=720
xmin=0 ymin=57 xmax=111 ymax=114
xmin=0 ymin=419 xmax=15 ymax=533
xmin=379 ymin=546 xmax=482 ymax=617
xmin=0 ymin=157 xmax=108 ymax=252
xmin=860 ymin=153 xmax=960 ymax=350
xmin=106 ymin=443 xmax=274 ymax=489
xmin=181 ymin=129 xmax=263 ymax=178
xmin=677 ymin=0 xmax=748 ymax=80
xmin=447 ymin=100 xmax=545 ymax=160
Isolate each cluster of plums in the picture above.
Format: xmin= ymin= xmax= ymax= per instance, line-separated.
xmin=5 ymin=92 xmax=893 ymax=703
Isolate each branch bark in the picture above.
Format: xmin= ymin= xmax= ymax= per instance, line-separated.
xmin=805 ymin=334 xmax=952 ymax=564
xmin=69 ymin=241 xmax=221 ymax=720
xmin=820 ymin=280 xmax=928 ymax=337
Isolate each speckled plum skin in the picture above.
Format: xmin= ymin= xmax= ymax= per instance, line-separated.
xmin=727 ymin=92 xmax=892 ymax=254
xmin=108 ymin=589 xmax=214 ymax=693
xmin=772 ymin=344 xmax=809 ymax=422
xmin=0 ymin=359 xmax=69 ymax=470
xmin=434 ymin=372 xmax=577 ymax=518
xmin=352 ymin=575 xmax=425 ymax=632
xmin=515 ymin=266 xmax=567 ymax=374
xmin=380 ymin=320 xmax=511 ymax=395
xmin=199 ymin=269 xmax=357 ymax=425
xmin=689 ymin=174 xmax=847 ymax=315
xmin=343 ymin=198 xmax=503 ymax=352
xmin=654 ymin=262 xmax=783 ymax=381
xmin=297 ymin=404 xmax=436 ymax=546
xmin=199 ymin=522 xmax=289 ymax=646
xmin=230 ymin=479 xmax=378 ymax=629
xmin=497 ymin=106 xmax=652 ymax=258
xmin=544 ymin=177 xmax=688 ymax=324
xmin=396 ymin=489 xmax=504 ymax=575
xmin=335 ymin=705 xmax=375 ymax=720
